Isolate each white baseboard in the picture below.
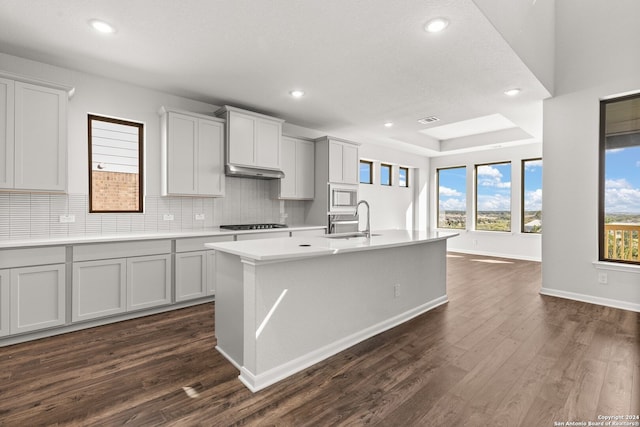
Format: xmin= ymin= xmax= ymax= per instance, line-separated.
xmin=540 ymin=287 xmax=640 ymax=312
xmin=215 ymin=345 xmax=242 ymax=370
xmin=448 ymin=248 xmax=541 ymax=262
xmin=238 ymin=295 xmax=449 ymax=392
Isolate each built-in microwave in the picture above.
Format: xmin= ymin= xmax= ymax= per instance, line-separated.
xmin=329 ymin=184 xmax=358 ymax=213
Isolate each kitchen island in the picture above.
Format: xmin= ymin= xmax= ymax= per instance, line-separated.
xmin=205 ymin=229 xmax=458 ymax=392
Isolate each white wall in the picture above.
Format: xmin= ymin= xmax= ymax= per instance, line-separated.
xmin=358 ymin=143 xmax=429 ymax=231
xmin=430 ymin=143 xmax=542 ymax=261
xmin=541 ymin=0 xmax=640 ymax=311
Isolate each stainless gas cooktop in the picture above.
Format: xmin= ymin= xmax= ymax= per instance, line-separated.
xmin=219 ymin=223 xmax=288 ymax=231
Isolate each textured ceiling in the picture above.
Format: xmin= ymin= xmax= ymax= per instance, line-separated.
xmin=0 ymin=0 xmax=551 ymax=156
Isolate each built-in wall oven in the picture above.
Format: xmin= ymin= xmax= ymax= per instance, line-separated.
xmin=328 ymin=184 xmax=358 ymax=214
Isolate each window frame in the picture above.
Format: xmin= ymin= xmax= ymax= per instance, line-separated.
xmin=521 ymin=158 xmax=542 ymax=234
xmin=88 ymin=114 xmax=144 ymax=213
xmin=436 ymin=165 xmax=467 ymax=230
xmin=380 ymin=163 xmax=392 ymax=186
xmin=359 ymin=160 xmax=373 ymax=184
xmin=474 ymin=161 xmax=512 ymax=232
xmin=399 ymin=166 xmax=409 ymax=188
xmin=598 ymin=92 xmax=640 ymax=265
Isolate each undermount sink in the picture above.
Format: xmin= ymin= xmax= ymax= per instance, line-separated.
xmin=324 ymin=232 xmax=382 ymax=239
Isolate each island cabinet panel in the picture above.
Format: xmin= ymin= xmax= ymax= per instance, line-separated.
xmin=127 ymin=254 xmax=171 ymax=311
xmin=175 ymin=251 xmax=207 ymax=302
xmin=0 ymin=270 xmax=9 ymax=337
xmin=72 ymin=259 xmax=126 ymax=322
xmin=236 ymin=231 xmax=290 ymax=241
xmin=10 ymin=264 xmax=66 ymax=334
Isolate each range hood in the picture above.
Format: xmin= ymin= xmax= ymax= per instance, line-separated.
xmin=225 ymin=164 xmax=284 ymax=180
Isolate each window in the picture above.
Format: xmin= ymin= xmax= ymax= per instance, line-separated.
xmin=88 ymin=115 xmax=144 ymax=213
xmin=599 ymin=93 xmax=640 ymax=264
xmin=359 ymin=160 xmax=373 ymax=184
xmin=475 ymin=162 xmax=511 ymax=232
xmin=380 ymin=163 xmax=392 ymax=186
xmin=437 ymin=166 xmax=466 ymax=229
xmin=399 ymin=167 xmax=409 ymax=187
xmin=522 ymin=159 xmax=542 ymax=233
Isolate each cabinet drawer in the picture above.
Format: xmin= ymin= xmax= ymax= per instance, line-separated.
xmin=73 ymin=240 xmax=171 ymax=262
xmin=175 ymin=235 xmax=233 ymax=253
xmin=0 ymin=246 xmax=66 ymax=269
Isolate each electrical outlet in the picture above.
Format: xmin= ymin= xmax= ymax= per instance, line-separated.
xmin=394 ymin=284 xmax=401 ymax=298
xmin=473 ymin=239 xmax=478 ymax=248
xmin=598 ymin=272 xmax=608 ymax=284
xmin=59 ymin=214 xmax=75 ymax=223
xmin=194 ymin=213 xmax=205 ymax=221
xmin=163 ymin=214 xmax=174 ymax=221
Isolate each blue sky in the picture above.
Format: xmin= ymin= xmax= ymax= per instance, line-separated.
xmin=439 ymin=161 xmax=543 ymax=213
xmin=605 ymin=146 xmax=640 ymax=213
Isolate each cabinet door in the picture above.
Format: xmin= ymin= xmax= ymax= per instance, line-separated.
xmin=198 ymin=118 xmax=225 ymax=196
xmin=228 ymin=112 xmax=255 ymax=166
xmin=72 ymin=259 xmax=126 ymax=322
xmin=175 ymin=251 xmax=207 ymax=302
xmin=279 ymin=136 xmax=297 ymax=198
xmin=167 ymin=112 xmax=198 ymax=195
xmin=0 ymin=78 xmax=14 ymax=189
xmin=255 ymin=118 xmax=281 ymax=169
xmin=0 ymin=270 xmax=9 ymax=337
xmin=206 ymin=250 xmax=216 ymax=296
xmin=10 ymin=264 xmax=65 ymax=334
xmin=342 ymin=143 xmax=359 ymax=185
xmin=328 ymin=141 xmax=343 ymax=183
xmin=14 ymin=82 xmax=67 ymax=192
xmin=127 ymin=254 xmax=171 ymax=311
xmin=297 ymin=139 xmax=315 ymax=199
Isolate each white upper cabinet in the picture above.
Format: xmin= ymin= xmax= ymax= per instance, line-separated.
xmin=278 ymin=136 xmax=314 ymax=199
xmin=216 ymin=105 xmax=284 ymax=170
xmin=327 ymin=138 xmax=359 ymax=185
xmin=160 ymin=107 xmax=225 ymax=197
xmin=0 ymin=75 xmax=70 ymax=192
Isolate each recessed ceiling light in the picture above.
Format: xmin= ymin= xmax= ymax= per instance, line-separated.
xmin=504 ymin=88 xmax=521 ymax=96
xmin=289 ymin=90 xmax=305 ymax=98
xmin=424 ymin=18 xmax=449 ymax=33
xmin=384 ymin=122 xmax=394 ymax=128
xmin=89 ymin=19 xmax=116 ymax=34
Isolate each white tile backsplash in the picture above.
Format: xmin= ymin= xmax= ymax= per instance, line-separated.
xmin=0 ymin=177 xmax=311 ymax=240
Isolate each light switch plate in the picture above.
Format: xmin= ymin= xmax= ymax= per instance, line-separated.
xmin=163 ymin=214 xmax=174 ymax=221
xmin=195 ymin=213 xmax=205 ymax=221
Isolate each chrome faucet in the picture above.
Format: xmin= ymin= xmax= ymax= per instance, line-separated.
xmin=356 ymin=200 xmax=371 ymax=238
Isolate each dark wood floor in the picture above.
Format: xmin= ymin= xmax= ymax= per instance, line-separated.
xmin=1 ymin=253 xmax=638 ymax=426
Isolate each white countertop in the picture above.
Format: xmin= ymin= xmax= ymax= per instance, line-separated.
xmin=0 ymin=225 xmax=326 ymax=249
xmin=205 ymin=229 xmax=459 ymax=262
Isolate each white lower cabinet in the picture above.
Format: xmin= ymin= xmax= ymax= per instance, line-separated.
xmin=71 ymin=240 xmax=172 ymax=322
xmin=0 ymin=270 xmax=10 ymax=337
xmin=10 ymin=264 xmax=66 ymax=334
xmin=175 ymin=251 xmax=208 ymax=301
xmin=127 ymin=254 xmax=172 ymax=311
xmin=72 ymin=259 xmax=126 ymax=322
xmin=174 ymin=235 xmax=232 ymax=301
